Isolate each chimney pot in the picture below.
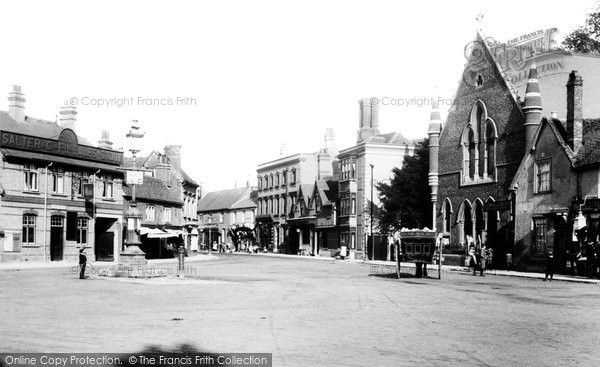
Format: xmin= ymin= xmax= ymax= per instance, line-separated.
xmin=8 ymin=85 xmax=26 ymax=123
xmin=59 ymin=104 xmax=78 ymax=132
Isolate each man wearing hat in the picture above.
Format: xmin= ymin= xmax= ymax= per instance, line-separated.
xmin=79 ymin=248 xmax=87 ymax=279
xmin=544 ymin=251 xmax=555 ymax=282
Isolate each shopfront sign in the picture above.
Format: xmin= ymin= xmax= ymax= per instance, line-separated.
xmin=483 ymin=200 xmax=511 ymax=212
xmin=0 ymin=129 xmax=123 ymax=165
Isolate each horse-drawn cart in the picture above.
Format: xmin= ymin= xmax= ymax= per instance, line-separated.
xmin=397 ymin=228 xmax=439 ymax=279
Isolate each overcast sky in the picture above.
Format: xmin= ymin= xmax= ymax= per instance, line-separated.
xmin=0 ymin=0 xmax=596 ymax=192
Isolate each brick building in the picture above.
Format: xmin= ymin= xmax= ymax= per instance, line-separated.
xmin=255 ymin=129 xmax=337 ymax=254
xmin=511 ymin=70 xmax=600 ymax=274
xmin=286 ymin=179 xmax=339 ymax=256
xmin=122 ymin=147 xmax=201 ymax=257
xmin=429 ymin=30 xmax=600 ymax=271
xmin=337 ymin=99 xmax=414 ymax=260
xmin=429 ymin=31 xmax=529 ymax=267
xmin=197 ymin=186 xmax=256 ymax=250
xmin=0 ymin=86 xmax=124 ymax=263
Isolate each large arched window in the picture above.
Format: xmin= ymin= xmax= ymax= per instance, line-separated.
xmin=461 ymin=100 xmax=497 ymax=185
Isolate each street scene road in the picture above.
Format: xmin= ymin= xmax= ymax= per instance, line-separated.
xmin=1 ymin=255 xmax=598 ymax=366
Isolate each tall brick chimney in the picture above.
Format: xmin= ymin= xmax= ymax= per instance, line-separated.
xmin=567 ymin=70 xmax=583 ymax=154
xmin=357 ymin=98 xmax=380 ymax=143
xmin=59 ymin=104 xmax=78 ymax=132
xmin=8 ymin=85 xmax=26 ymax=123
xmin=154 ymin=153 xmax=173 ymax=185
xmin=164 ymin=145 xmax=181 ymax=173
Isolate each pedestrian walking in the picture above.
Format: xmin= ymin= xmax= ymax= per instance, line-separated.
xmin=79 ymin=248 xmax=87 ymax=279
xmin=544 ymin=251 xmax=555 ymax=281
xmin=469 ymin=246 xmax=478 ymax=276
xmin=479 ymin=245 xmax=487 ymax=276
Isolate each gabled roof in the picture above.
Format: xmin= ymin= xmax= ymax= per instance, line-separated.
xmin=365 ymin=131 xmax=413 ymax=146
xmin=122 ymin=176 xmax=183 ymax=206
xmin=123 ymin=151 xmax=199 ymax=187
xmin=312 ymin=180 xmax=338 ymax=206
xmin=510 ymin=117 xmax=576 ymax=189
xmin=198 ymin=187 xmax=253 ymax=212
xmin=0 ymin=111 xmax=94 ymax=146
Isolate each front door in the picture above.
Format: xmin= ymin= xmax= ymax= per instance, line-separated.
xmin=50 ymin=216 xmax=64 ymax=261
xmin=95 ymin=232 xmax=114 ymax=261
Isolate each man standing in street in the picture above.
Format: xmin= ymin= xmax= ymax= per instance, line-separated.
xmin=79 ymin=248 xmax=87 ymax=279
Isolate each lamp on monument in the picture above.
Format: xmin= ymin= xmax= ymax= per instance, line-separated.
xmin=121 ymin=119 xmax=146 ymax=262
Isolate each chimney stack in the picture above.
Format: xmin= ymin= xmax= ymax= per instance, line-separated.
xmin=98 ymin=130 xmax=113 ymax=150
xmin=280 ymin=143 xmax=288 ymax=156
xmin=155 ymin=153 xmax=173 ymax=185
xmin=164 ymin=145 xmax=181 ymax=173
xmin=323 ymin=128 xmax=335 ymax=153
xmin=357 ymin=98 xmax=381 ymax=143
xmin=59 ymin=104 xmax=78 ymax=132
xmin=567 ymin=70 xmax=583 ymax=154
xmin=8 ymin=85 xmax=26 ymax=123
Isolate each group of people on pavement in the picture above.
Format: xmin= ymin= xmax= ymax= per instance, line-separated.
xmin=467 ymin=236 xmax=493 ymax=277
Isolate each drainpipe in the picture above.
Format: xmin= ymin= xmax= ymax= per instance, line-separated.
xmin=44 ymin=162 xmax=53 ymax=262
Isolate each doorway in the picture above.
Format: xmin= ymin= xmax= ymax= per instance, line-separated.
xmin=50 ymin=216 xmax=64 ymax=261
xmin=95 ymin=217 xmax=117 ymax=261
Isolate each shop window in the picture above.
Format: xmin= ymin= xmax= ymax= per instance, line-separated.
xmin=22 ymin=215 xmax=36 ymax=245
xmin=24 ymin=164 xmax=38 ymax=191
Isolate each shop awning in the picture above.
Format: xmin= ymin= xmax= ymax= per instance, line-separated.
xmin=142 ymin=228 xmax=179 ymax=238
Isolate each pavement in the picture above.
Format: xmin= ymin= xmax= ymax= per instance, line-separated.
xmin=228 ymin=251 xmax=600 ymax=284
xmin=1 ymin=253 xmax=599 ymax=366
xmin=3 ymin=251 xmax=598 ymax=284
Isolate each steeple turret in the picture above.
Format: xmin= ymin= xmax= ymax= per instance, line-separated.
xmin=522 ymin=58 xmax=542 ymax=148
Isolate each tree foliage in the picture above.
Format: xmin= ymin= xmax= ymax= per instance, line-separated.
xmin=562 ymin=6 xmax=600 ymax=54
xmin=376 ymin=139 xmax=431 ymax=233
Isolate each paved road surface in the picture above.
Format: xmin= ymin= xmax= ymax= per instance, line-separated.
xmin=1 ymin=254 xmax=598 ymax=366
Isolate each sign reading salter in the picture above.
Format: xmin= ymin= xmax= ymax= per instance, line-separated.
xmin=0 ymin=129 xmax=123 ymax=165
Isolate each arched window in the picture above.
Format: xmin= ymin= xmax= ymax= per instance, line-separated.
xmin=442 ymin=198 xmax=453 ymax=236
xmin=473 ymin=198 xmax=485 ymax=244
xmin=457 ymin=200 xmax=473 ymax=246
xmin=461 ymin=100 xmax=497 ymax=185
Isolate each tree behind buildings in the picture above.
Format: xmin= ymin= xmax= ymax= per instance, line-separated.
xmin=562 ymin=4 xmax=600 ymax=54
xmin=376 ymin=139 xmax=431 ymax=233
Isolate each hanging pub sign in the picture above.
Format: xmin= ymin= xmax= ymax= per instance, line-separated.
xmin=483 ymin=200 xmax=511 ymax=212
xmin=83 ymin=183 xmax=95 ymax=199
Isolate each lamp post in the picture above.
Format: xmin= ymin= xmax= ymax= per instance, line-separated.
xmin=370 ymin=163 xmax=374 ymax=261
xmin=118 ymin=120 xmax=147 ymax=275
xmin=44 ymin=162 xmax=53 ymax=262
